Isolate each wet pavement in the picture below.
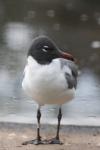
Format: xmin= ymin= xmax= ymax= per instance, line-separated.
xmin=0 ymin=0 xmax=100 ymax=124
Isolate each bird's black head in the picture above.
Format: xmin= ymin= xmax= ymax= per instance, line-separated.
xmin=28 ymin=36 xmax=75 ymax=65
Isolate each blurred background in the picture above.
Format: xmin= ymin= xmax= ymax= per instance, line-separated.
xmin=0 ymin=0 xmax=100 ymax=125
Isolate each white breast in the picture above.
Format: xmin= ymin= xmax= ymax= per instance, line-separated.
xmin=22 ymin=56 xmax=75 ymax=105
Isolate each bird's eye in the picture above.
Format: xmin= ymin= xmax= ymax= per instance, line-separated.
xmin=44 ymin=45 xmax=49 ymax=49
xmin=42 ymin=45 xmax=49 ymax=53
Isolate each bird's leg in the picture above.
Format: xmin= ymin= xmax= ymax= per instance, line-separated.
xmin=48 ymin=107 xmax=63 ymax=144
xmin=56 ymin=107 xmax=62 ymax=140
xmin=36 ymin=107 xmax=41 ymax=141
xmin=22 ymin=106 xmax=47 ymax=145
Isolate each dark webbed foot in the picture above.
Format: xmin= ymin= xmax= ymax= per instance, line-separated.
xmin=22 ymin=139 xmax=47 ymax=145
xmin=47 ymin=137 xmax=63 ymax=145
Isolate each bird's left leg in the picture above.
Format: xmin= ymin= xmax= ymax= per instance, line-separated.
xmin=48 ymin=107 xmax=63 ymax=144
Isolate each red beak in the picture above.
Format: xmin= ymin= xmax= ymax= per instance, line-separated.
xmin=59 ymin=50 xmax=75 ymax=62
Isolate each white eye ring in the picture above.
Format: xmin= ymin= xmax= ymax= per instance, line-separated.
xmin=42 ymin=48 xmax=47 ymax=52
xmin=44 ymin=45 xmax=48 ymax=48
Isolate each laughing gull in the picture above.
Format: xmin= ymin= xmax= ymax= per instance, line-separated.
xmin=22 ymin=36 xmax=78 ymax=145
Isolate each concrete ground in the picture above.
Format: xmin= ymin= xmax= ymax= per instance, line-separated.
xmin=0 ymin=122 xmax=100 ymax=150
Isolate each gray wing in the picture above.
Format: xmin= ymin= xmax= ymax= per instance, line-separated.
xmin=60 ymin=59 xmax=78 ymax=89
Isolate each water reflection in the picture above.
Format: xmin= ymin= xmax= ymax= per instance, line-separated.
xmin=91 ymin=41 xmax=100 ymax=48
xmin=80 ymin=14 xmax=88 ymax=22
xmin=77 ymin=69 xmax=99 ymax=98
xmin=47 ymin=10 xmax=55 ymax=18
xmin=3 ymin=23 xmax=33 ymax=51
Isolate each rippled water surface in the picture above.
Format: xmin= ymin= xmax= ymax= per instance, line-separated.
xmin=0 ymin=0 xmax=100 ymax=124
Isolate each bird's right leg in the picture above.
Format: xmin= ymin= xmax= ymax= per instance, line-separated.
xmin=22 ymin=105 xmax=46 ymax=145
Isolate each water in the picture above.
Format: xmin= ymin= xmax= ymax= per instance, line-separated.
xmin=0 ymin=0 xmax=100 ymax=125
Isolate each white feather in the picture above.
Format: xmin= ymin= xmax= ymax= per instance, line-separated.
xmin=22 ymin=56 xmax=75 ymax=106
